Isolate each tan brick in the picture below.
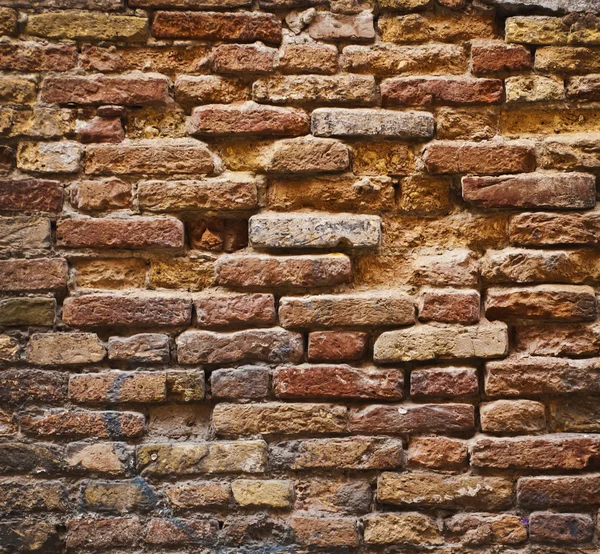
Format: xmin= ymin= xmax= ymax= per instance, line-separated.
xmin=27 ymin=333 xmax=105 ymax=366
xmin=231 ymin=479 xmax=293 ymax=508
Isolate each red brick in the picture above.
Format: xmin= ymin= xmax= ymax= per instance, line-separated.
xmin=144 ymin=518 xmax=218 ymax=546
xmin=69 ymin=372 xmax=166 ymax=404
xmin=382 ymin=77 xmax=503 ymax=106
xmin=66 ymin=518 xmax=142 ymax=549
xmin=471 ymin=40 xmax=533 ymax=74
xmin=410 ymin=367 xmax=478 ymax=399
xmin=56 ymin=217 xmax=183 ymax=250
xmin=530 ymin=512 xmax=594 ymax=543
xmin=0 ymin=258 xmax=67 ymax=292
xmin=71 ymin=178 xmax=132 ymax=211
xmin=518 ymin=474 xmax=600 ymax=508
xmin=309 ymin=11 xmax=374 ymax=41
xmin=418 ymin=289 xmax=480 ymax=323
xmin=211 ymin=366 xmax=270 ymax=400
xmin=567 ymin=75 xmax=600 ymax=101
xmin=0 ymin=178 xmax=62 ymax=212
xmin=211 ymin=43 xmax=277 ymax=74
xmin=41 ymin=75 xmax=169 ymax=106
xmin=291 ymin=516 xmax=359 ymax=548
xmin=63 ymin=294 xmax=192 ymax=327
xmin=188 ymin=101 xmax=309 ymax=136
xmin=424 ymin=141 xmax=536 ymax=174
xmin=510 ymin=212 xmax=600 ymax=246
xmin=274 ymin=365 xmax=404 ymax=400
xmin=516 ymin=322 xmax=600 ymax=357
xmin=408 ymin=436 xmax=467 ymax=470
xmin=0 ymin=369 xmax=67 ymax=404
xmin=153 ymin=11 xmax=282 ymax=43
xmin=0 ymin=41 xmax=77 ymax=71
xmin=215 ymin=254 xmax=352 ymax=289
xmin=308 ymin=331 xmax=368 ymax=362
xmin=19 ymin=409 xmax=146 ymax=439
xmin=77 ymin=117 xmax=124 ymax=144
xmin=195 ymin=293 xmax=276 ymax=327
xmin=463 ymin=172 xmax=596 ymax=209
xmin=349 ymin=403 xmax=474 ymax=434
xmin=485 ymin=285 xmax=597 ymax=322
xmin=108 ymin=334 xmax=170 ymax=364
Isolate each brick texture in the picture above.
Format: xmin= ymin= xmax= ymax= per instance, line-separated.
xmin=2 ymin=0 xmax=600 ymax=551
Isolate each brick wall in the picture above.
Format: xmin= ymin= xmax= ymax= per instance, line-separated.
xmin=1 ymin=0 xmax=600 ymax=551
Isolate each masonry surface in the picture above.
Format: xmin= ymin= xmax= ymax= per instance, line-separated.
xmin=2 ymin=0 xmax=600 ymax=551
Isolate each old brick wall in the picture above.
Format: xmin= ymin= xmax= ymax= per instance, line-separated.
xmin=1 ymin=0 xmax=600 ymax=550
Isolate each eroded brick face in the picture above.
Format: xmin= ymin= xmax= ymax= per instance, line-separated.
xmin=2 ymin=0 xmax=600 ymax=551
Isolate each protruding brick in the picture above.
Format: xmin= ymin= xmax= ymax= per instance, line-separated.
xmin=480 ymin=400 xmax=546 ymax=433
xmin=349 ymin=403 xmax=474 ymax=434
xmin=176 ymin=328 xmax=303 ymax=364
xmin=27 ymin=333 xmax=105 ymax=366
xmin=463 ymin=172 xmax=596 ymax=209
xmin=41 ymin=75 xmax=169 ymax=106
xmin=62 ymin=294 xmax=192 ymax=327
xmin=418 ymin=289 xmax=480 ymax=324
xmin=424 ymin=141 xmax=536 ymax=174
xmin=249 ymin=213 xmax=381 ymax=249
xmin=85 ymin=139 xmax=221 ymax=176
xmin=0 ymin=258 xmax=67 ymax=292
xmin=471 ymin=40 xmax=532 ymax=74
xmin=213 ymin=402 xmax=347 ymax=437
xmin=211 ymin=366 xmax=270 ymax=400
xmin=485 ymin=285 xmax=597 ymax=322
xmin=518 ymin=474 xmax=600 ymax=508
xmin=280 ymin=291 xmax=414 ymax=328
xmin=153 ymin=11 xmax=282 ymax=43
xmin=378 ymin=472 xmax=512 ymax=509
xmin=408 ymin=436 xmax=467 ymax=470
xmin=216 ymin=254 xmax=352 ymax=289
xmin=19 ymin=409 xmax=145 ymax=439
xmin=274 ymin=365 xmax=403 ymax=400
xmin=374 ymin=321 xmax=508 ymax=362
xmin=57 ymin=217 xmax=184 ymax=249
xmin=308 ymin=10 xmax=374 ymax=40
xmin=188 ymin=102 xmax=309 ymax=136
xmin=363 ymin=512 xmax=442 ymax=546
xmin=530 ymin=512 xmax=594 ymax=544
xmin=410 ymin=367 xmax=478 ymax=399
xmin=69 ymin=371 xmax=166 ymax=404
xmin=308 ymin=331 xmax=368 ymax=362
xmin=312 ymin=108 xmax=434 ymax=138
xmin=195 ymin=292 xmax=276 ymax=327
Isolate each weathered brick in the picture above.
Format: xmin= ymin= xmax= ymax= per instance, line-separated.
xmin=0 ymin=369 xmax=66 ymax=403
xmin=212 ymin=43 xmax=277 ymax=75
xmin=378 ymin=472 xmax=512 ymax=509
xmin=308 ymin=10 xmax=374 ymax=40
xmin=27 ymin=12 xmax=148 ymax=41
xmin=27 ymin=332 xmax=105 ymax=365
xmin=137 ymin=441 xmax=267 ymax=475
xmin=85 ymin=139 xmax=221 ymax=176
xmin=0 ymin=521 xmax=59 ymax=552
xmin=542 ymin=134 xmax=600 ymax=171
xmin=249 ymin=213 xmax=381 ymax=249
xmin=195 ymin=292 xmax=275 ymax=327
xmin=188 ymin=218 xmax=248 ymax=252
xmin=57 ymin=217 xmax=183 ymax=250
xmin=274 ymin=365 xmax=403 ymax=400
xmin=216 ymin=253 xmax=351 ymax=289
xmin=166 ymin=370 xmax=205 ymax=402
xmin=211 ymin=366 xmax=270 ymax=400
xmin=510 ymin=211 xmax=600 ymax=246
xmin=341 ymin=43 xmax=467 ymax=75
xmin=0 ymin=442 xmax=63 ymax=473
xmin=506 ymin=16 xmax=569 ymax=45
xmin=231 ymin=479 xmax=293 ymax=508
xmin=0 ymin=480 xmax=67 ymax=514
xmin=17 ymin=141 xmax=83 ymax=174
xmin=484 ymin=355 xmax=600 ymax=397
xmin=166 ymin=482 xmax=232 ymax=509
xmin=153 ymin=11 xmax=282 ymax=43
xmin=74 ymin=259 xmax=147 ymax=290
xmin=0 ymin=41 xmax=77 ymax=71
xmin=472 ymin=434 xmax=600 ymax=470
xmin=265 ymin=136 xmax=350 ymax=173
xmin=279 ymin=43 xmax=338 ymax=74
xmin=280 ymin=291 xmax=414 ymax=328
xmin=505 ymin=75 xmax=565 ymax=102
xmin=213 ymin=402 xmax=347 ymax=436
xmin=485 ymin=285 xmax=597 ymax=322
xmin=0 ymin=258 xmax=66 ymax=292
xmin=66 ymin=518 xmax=142 ymax=549
xmin=349 ymin=403 xmax=474 ymax=434
xmin=480 ymin=400 xmax=546 ymax=433
xmin=76 ymin=116 xmax=123 ymax=144
xmin=418 ymin=289 xmax=480 ymax=324
xmin=518 ymin=474 xmax=600 ymax=508
xmin=149 ymin=257 xmax=214 ymax=292
xmin=408 ymin=436 xmax=467 ymax=470
xmin=364 ymin=512 xmax=442 ymax=546
xmin=254 ymin=75 xmax=377 ymax=106
xmin=19 ymin=409 xmax=146 ymax=439
xmin=352 ymin=142 xmax=414 ymax=175
xmin=175 ymin=76 xmax=249 ymax=106
xmin=0 ymin=76 xmax=36 ymax=103
xmin=82 ymin=479 xmax=157 ymax=513
xmin=41 ymin=75 xmax=168 ymax=106
xmin=0 ymin=7 xmax=16 ymax=36
xmin=62 ymin=294 xmax=192 ymax=327
xmin=410 ymin=367 xmax=478 ymax=399
xmin=291 ymin=516 xmax=359 ymax=547
xmin=383 ymin=77 xmax=503 ymax=106
xmin=535 ymin=46 xmax=600 ymax=73
xmin=502 ymin=107 xmax=600 ymax=135
xmin=270 ymin=436 xmax=403 ymax=470
xmin=312 ymin=108 xmax=434 ymax=138
xmin=550 ymin=397 xmax=600 ymax=432
xmin=177 ymin=328 xmax=303 ymax=364
xmin=374 ymin=321 xmax=508 ymax=362
xmin=0 ymin=297 xmax=56 ymax=326
xmin=436 ymin=107 xmax=500 ymax=141
xmin=294 ymin=476 xmax=372 ymax=514
xmin=471 ymin=40 xmax=533 ymax=74
xmin=517 ymin=322 xmax=600 ymax=356
xmin=71 ymin=179 xmax=132 ymax=211
xmin=424 ymin=141 xmax=536 ymax=174
xmin=0 ymin=335 xmax=19 ymax=362
xmin=108 ymin=334 xmax=170 ymax=364
xmin=530 ymin=512 xmax=594 ymax=544
xmin=66 ymin=442 xmax=133 ymax=475
xmin=445 ymin=513 xmax=527 ymax=546
xmin=412 ymin=249 xmax=479 ymax=286
xmin=308 ymin=331 xmax=368 ymax=362
xmin=188 ymin=102 xmax=309 ymax=136
xmin=69 ymin=371 xmax=166 ymax=404
xmin=138 ymin=173 xmax=259 ymax=213
xmin=567 ymin=75 xmax=600 ymax=101
xmin=144 ymin=517 xmax=218 ymax=546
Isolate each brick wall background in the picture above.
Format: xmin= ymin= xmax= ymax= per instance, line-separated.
xmin=1 ymin=0 xmax=600 ymax=551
